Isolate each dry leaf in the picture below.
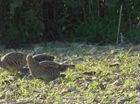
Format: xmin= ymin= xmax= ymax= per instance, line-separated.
xmin=98 ymin=83 xmax=106 ymax=90
xmin=109 ymin=63 xmax=120 ymax=67
xmin=84 ymin=71 xmax=96 ymax=76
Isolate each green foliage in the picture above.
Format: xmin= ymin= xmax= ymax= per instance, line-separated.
xmin=10 ymin=0 xmax=23 ymax=16
xmin=6 ymin=0 xmax=44 ymax=47
xmin=60 ymin=0 xmax=83 ymax=8
xmin=58 ymin=0 xmax=140 ymax=44
xmin=105 ymin=0 xmax=120 ymax=7
xmin=0 ymin=0 xmax=140 ymax=47
xmin=6 ymin=22 xmax=20 ymax=44
xmin=73 ymin=16 xmax=117 ymax=43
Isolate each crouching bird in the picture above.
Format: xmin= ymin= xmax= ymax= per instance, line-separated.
xmin=0 ymin=52 xmax=27 ymax=71
xmin=26 ymin=55 xmax=75 ymax=83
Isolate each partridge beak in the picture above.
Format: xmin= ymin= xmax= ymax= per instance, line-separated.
xmin=26 ymin=55 xmax=33 ymax=64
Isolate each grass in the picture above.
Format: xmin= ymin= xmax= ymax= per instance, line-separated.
xmin=0 ymin=42 xmax=140 ymax=104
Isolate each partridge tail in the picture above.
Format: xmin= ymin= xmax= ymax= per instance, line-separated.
xmin=59 ymin=65 xmax=75 ymax=72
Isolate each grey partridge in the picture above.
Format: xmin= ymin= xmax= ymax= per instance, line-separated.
xmin=0 ymin=52 xmax=27 ymax=71
xmin=0 ymin=52 xmax=56 ymax=73
xmin=26 ymin=55 xmax=75 ymax=83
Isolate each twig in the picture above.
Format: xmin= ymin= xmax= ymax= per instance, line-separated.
xmin=136 ymin=21 xmax=140 ymax=29
xmin=28 ymin=0 xmax=45 ymax=30
xmin=116 ymin=5 xmax=123 ymax=44
xmin=120 ymin=32 xmax=123 ymax=44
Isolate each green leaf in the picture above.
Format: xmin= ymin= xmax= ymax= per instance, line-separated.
xmin=10 ymin=0 xmax=23 ymax=16
xmin=55 ymin=95 xmax=61 ymax=100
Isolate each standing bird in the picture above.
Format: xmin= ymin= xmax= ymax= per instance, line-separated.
xmin=26 ymin=55 xmax=75 ymax=83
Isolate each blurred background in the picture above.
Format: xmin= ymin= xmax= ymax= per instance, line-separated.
xmin=0 ymin=0 xmax=139 ymax=48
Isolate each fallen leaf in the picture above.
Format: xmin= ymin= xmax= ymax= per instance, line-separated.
xmin=84 ymin=71 xmax=96 ymax=76
xmin=98 ymin=83 xmax=106 ymax=90
xmin=109 ymin=63 xmax=120 ymax=67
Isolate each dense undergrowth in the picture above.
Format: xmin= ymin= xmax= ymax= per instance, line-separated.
xmin=0 ymin=0 xmax=139 ymax=47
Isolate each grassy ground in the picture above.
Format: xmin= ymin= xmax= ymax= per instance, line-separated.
xmin=0 ymin=42 xmax=140 ymax=104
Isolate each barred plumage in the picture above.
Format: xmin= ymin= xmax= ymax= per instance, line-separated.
xmin=0 ymin=52 xmax=56 ymax=73
xmin=33 ymin=54 xmax=55 ymax=62
xmin=26 ymin=55 xmax=75 ymax=83
xmin=0 ymin=52 xmax=27 ymax=71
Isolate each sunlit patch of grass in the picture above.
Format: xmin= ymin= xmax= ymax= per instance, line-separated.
xmin=0 ymin=44 xmax=140 ymax=103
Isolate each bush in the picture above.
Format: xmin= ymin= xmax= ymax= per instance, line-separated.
xmin=73 ymin=16 xmax=117 ymax=43
xmin=0 ymin=0 xmax=139 ymax=47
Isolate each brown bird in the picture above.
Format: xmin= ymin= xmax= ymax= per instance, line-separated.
xmin=26 ymin=55 xmax=75 ymax=83
xmin=0 ymin=52 xmax=27 ymax=71
xmin=0 ymin=52 xmax=56 ymax=73
xmin=33 ymin=54 xmax=55 ymax=62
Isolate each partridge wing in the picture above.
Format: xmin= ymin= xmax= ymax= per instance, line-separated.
xmin=39 ymin=61 xmax=59 ymax=68
xmin=33 ymin=54 xmax=55 ymax=61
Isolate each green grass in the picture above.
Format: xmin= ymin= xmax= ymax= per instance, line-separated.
xmin=0 ymin=43 xmax=140 ymax=104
